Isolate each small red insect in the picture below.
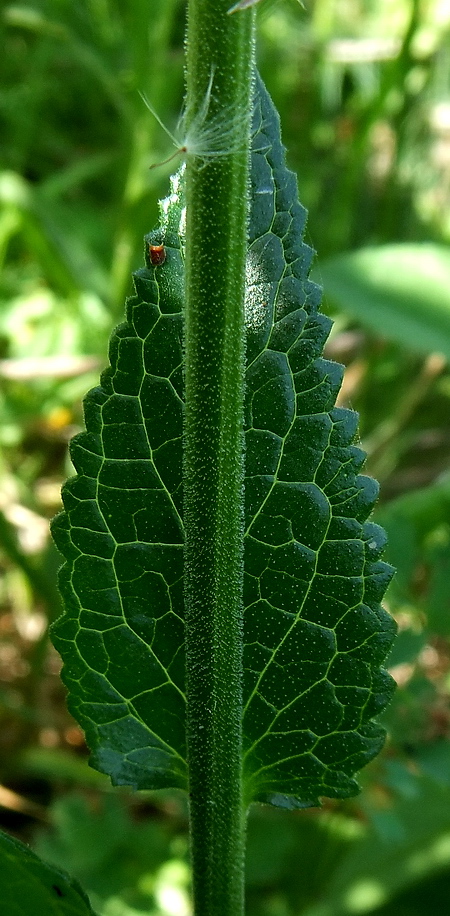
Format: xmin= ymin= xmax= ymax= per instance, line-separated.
xmin=148 ymin=244 xmax=166 ymax=266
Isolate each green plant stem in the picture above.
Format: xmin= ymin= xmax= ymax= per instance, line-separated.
xmin=184 ymin=2 xmax=254 ymax=914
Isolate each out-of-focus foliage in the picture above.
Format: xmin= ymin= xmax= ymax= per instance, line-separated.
xmin=2 ymin=1 xmax=450 ymax=915
xmin=33 ymin=790 xmax=190 ymax=916
xmin=320 ymin=244 xmax=450 ymax=362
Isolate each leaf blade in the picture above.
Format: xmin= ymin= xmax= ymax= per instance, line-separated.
xmin=241 ymin=76 xmax=396 ymax=808
xmin=51 ymin=176 xmax=187 ymax=791
xmin=51 ymin=77 xmax=396 ymax=806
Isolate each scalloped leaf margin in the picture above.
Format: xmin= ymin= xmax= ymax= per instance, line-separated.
xmin=51 ymin=75 xmax=396 ymax=808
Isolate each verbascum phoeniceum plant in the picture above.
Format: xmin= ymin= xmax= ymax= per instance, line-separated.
xmin=0 ymin=2 xmax=397 ymax=915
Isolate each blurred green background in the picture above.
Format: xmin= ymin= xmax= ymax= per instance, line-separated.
xmin=1 ymin=0 xmax=450 ymax=914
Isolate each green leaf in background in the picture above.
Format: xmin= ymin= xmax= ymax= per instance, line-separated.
xmin=0 ymin=830 xmax=98 ymax=916
xmin=301 ymin=773 xmax=450 ymax=916
xmin=51 ymin=74 xmax=396 ymax=808
xmin=32 ymin=791 xmax=189 ymax=916
xmin=320 ymin=244 xmax=450 ymax=359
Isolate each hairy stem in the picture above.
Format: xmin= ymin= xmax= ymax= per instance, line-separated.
xmin=184 ymin=2 xmax=254 ymax=914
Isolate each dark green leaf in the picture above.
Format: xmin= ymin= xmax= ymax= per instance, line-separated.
xmin=51 ymin=173 xmax=187 ymax=792
xmin=52 ymin=75 xmax=396 ymax=807
xmin=0 ymin=831 xmax=98 ymax=916
xmin=241 ymin=77 xmax=396 ymax=808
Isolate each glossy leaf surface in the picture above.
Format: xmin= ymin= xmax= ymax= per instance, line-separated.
xmin=0 ymin=831 xmax=98 ymax=916
xmin=52 ymin=76 xmax=396 ymax=807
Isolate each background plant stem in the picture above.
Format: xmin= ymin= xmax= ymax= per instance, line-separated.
xmin=184 ymin=2 xmax=254 ymax=914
